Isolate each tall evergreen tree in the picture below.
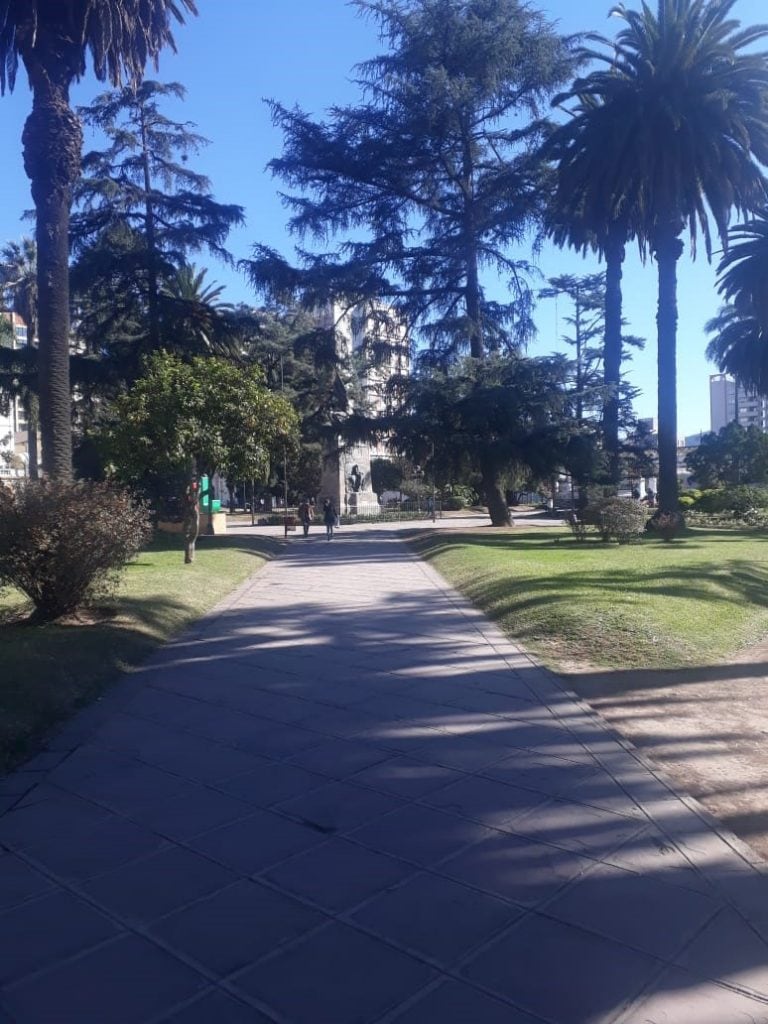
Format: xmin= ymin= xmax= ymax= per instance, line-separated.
xmin=244 ymin=0 xmax=577 ymax=525
xmin=539 ymin=273 xmax=643 ymax=468
xmin=71 ymin=80 xmax=243 ymax=364
xmin=0 ymin=0 xmax=197 ymax=479
xmin=540 ymin=274 xmax=606 ymax=424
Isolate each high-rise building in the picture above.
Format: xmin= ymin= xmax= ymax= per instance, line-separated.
xmin=709 ymin=373 xmax=768 ymax=433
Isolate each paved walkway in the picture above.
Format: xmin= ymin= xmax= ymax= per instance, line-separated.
xmin=2 ymin=530 xmax=768 ymax=1023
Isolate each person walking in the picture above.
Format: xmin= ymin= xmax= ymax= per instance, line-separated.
xmin=322 ymin=499 xmax=337 ymax=541
xmin=298 ymin=498 xmax=314 ymax=537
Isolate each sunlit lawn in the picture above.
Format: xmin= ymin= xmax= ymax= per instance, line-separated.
xmin=411 ymin=527 xmax=768 ymax=671
xmin=0 ymin=532 xmax=279 ymax=773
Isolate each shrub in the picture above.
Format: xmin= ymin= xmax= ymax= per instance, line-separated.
xmin=0 ymin=480 xmax=152 ymax=623
xmin=566 ymin=511 xmax=592 ymax=542
xmin=585 ymin=497 xmax=648 ymax=544
xmin=696 ymin=486 xmax=768 ymax=515
xmin=442 ymin=496 xmax=466 ymax=511
xmin=441 ymin=484 xmax=478 ymax=509
xmin=696 ymin=488 xmax=730 ymax=513
xmin=726 ymin=486 xmax=768 ymax=515
xmin=678 ymin=495 xmax=696 ymax=509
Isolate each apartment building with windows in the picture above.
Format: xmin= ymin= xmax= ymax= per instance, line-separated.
xmin=710 ymin=373 xmax=768 ymax=432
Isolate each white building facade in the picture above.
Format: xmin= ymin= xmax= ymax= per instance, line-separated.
xmin=317 ymin=301 xmax=409 ymax=512
xmin=0 ymin=312 xmax=29 ymax=478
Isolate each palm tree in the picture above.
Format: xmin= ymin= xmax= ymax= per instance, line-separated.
xmin=706 ymin=209 xmax=768 ymax=390
xmin=0 ymin=237 xmax=39 ymax=476
xmin=160 ymin=264 xmax=233 ymax=355
xmin=0 ymin=0 xmax=197 ymax=479
xmin=0 ymin=238 xmax=37 ymax=342
xmin=558 ymin=0 xmax=768 ymax=513
xmin=706 ymin=304 xmax=768 ymax=393
xmin=547 ymin=93 xmax=636 ymax=489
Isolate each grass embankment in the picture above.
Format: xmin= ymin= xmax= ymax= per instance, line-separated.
xmin=0 ymin=533 xmax=279 ymax=773
xmin=412 ymin=527 xmax=768 ymax=671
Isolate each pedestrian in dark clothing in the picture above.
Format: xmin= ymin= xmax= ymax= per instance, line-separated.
xmin=323 ymin=499 xmax=336 ymax=540
xmin=298 ymin=498 xmax=314 ymax=537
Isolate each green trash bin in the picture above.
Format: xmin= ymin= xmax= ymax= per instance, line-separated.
xmin=211 ymin=499 xmax=221 ymax=513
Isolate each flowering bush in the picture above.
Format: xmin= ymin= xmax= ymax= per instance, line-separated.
xmin=0 ymin=480 xmax=152 ymax=623
xmin=646 ymin=509 xmax=685 ymax=541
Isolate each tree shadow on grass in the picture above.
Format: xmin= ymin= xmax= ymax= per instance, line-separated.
xmin=0 ymin=593 xmax=194 ymax=774
xmin=411 ymin=526 xmax=767 ymax=553
xmin=131 ymin=532 xmax=283 ymax=565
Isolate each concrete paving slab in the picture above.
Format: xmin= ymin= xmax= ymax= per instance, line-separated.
xmin=0 ymin=889 xmax=120 ymax=984
xmin=263 ymin=836 xmax=414 ymax=912
xmin=233 ymin=921 xmax=438 ymax=1024
xmin=3 ymin=528 xmax=768 ymax=1022
xmin=0 ymin=851 xmax=54 ymax=911
xmin=160 ymin=988 xmax=273 ymax=1024
xmin=79 ymin=844 xmax=236 ymax=924
xmin=151 ymin=878 xmax=326 ymax=976
xmin=3 ymin=935 xmax=208 ymax=1024
xmin=351 ymin=870 xmax=521 ymax=965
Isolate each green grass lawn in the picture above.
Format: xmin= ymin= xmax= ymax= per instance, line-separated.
xmin=412 ymin=527 xmax=768 ymax=671
xmin=0 ymin=532 xmax=279 ymax=773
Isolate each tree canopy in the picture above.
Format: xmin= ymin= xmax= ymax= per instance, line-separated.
xmin=71 ymin=80 xmax=243 ymax=363
xmin=102 ymin=351 xmax=300 ymax=494
xmin=245 ymin=0 xmax=576 ymax=363
xmin=686 ymin=421 xmax=768 ymax=487
xmin=0 ymin=0 xmax=197 ymax=479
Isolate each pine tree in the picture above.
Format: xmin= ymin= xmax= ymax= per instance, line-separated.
xmin=244 ymin=0 xmax=577 ymax=525
xmin=539 ymin=273 xmax=643 ymax=484
xmin=71 ymin=80 xmax=243 ymax=367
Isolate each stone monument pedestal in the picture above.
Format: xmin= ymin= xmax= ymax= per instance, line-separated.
xmin=319 ymin=441 xmax=380 ymax=516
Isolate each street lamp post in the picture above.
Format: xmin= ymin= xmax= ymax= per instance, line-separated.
xmin=431 ymin=441 xmax=436 ymax=522
xmin=280 ymin=354 xmax=289 ymax=538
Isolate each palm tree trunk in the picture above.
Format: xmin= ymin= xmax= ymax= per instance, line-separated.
xmin=654 ymin=232 xmax=685 ymax=512
xmin=22 ymin=73 xmax=82 ymax=481
xmin=603 ymin=229 xmax=626 ymax=490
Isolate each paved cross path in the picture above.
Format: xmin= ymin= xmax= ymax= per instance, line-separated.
xmin=2 ymin=527 xmax=768 ymax=1023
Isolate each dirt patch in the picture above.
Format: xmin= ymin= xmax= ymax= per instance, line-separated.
xmin=561 ymin=641 xmax=768 ymax=861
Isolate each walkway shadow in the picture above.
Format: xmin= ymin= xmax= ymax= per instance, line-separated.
xmin=5 ymin=531 xmax=768 ymax=1021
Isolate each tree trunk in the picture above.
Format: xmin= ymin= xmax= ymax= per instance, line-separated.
xmin=654 ymin=232 xmax=685 ymax=513
xmin=25 ymin=393 xmax=39 ymax=479
xmin=461 ymin=126 xmax=483 ymax=361
xmin=140 ymin=105 xmax=161 ymax=351
xmin=603 ymin=228 xmax=626 ymax=490
xmin=183 ymin=459 xmax=200 ymax=563
xmin=465 ymin=240 xmax=484 ymax=359
xmin=481 ymin=455 xmax=511 ymax=526
xmin=22 ymin=72 xmax=82 ymax=481
xmin=574 ymin=284 xmax=583 ymax=423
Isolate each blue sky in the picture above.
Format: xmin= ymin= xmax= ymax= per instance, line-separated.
xmin=0 ymin=0 xmax=765 ymax=436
